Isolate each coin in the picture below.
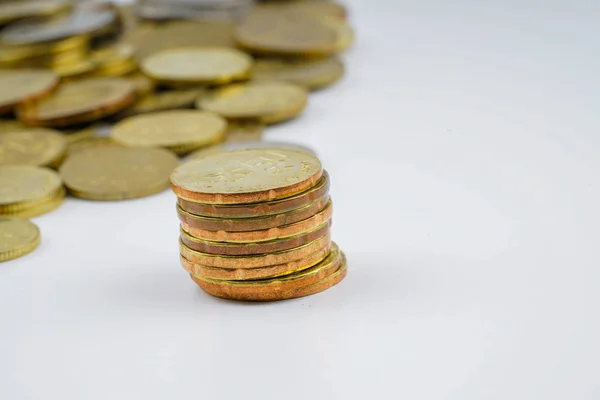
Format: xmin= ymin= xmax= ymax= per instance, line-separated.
xmin=198 ymin=81 xmax=308 ymax=124
xmin=182 ymin=200 xmax=332 ymax=242
xmin=111 ymin=110 xmax=226 ymax=154
xmin=0 ymin=165 xmax=64 ymax=216
xmin=180 ymin=231 xmax=331 ymax=268
xmin=190 ymin=246 xmax=347 ymax=301
xmin=59 ymin=146 xmax=179 ymax=201
xmin=0 ymin=217 xmax=41 ymax=262
xmin=141 ymin=47 xmax=253 ymax=86
xmin=0 ymin=69 xmax=59 ymax=114
xmin=0 ymin=128 xmax=67 ymax=168
xmin=177 ymin=170 xmax=329 ymax=218
xmin=187 ymin=139 xmax=317 ymax=161
xmin=17 ymin=77 xmax=136 ymax=127
xmin=322 ymin=17 xmax=354 ymax=52
xmin=252 ymin=57 xmax=344 ymax=90
xmin=170 ymin=148 xmax=322 ymax=204
xmin=177 ymin=194 xmax=329 ymax=231
xmin=181 ymin=219 xmax=330 ymax=255
xmin=120 ymin=88 xmax=204 ymax=117
xmin=0 ymin=1 xmax=72 ymax=26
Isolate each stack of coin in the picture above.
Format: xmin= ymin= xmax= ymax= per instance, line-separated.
xmin=170 ymin=148 xmax=347 ymax=301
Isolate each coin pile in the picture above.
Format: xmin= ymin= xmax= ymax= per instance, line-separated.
xmin=170 ymin=148 xmax=347 ymax=301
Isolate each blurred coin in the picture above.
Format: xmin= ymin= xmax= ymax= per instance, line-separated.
xmin=59 ymin=146 xmax=179 ymax=201
xmin=0 ymin=69 xmax=59 ymax=115
xmin=0 ymin=217 xmax=40 ymax=263
xmin=120 ymin=88 xmax=204 ymax=117
xmin=252 ymin=57 xmax=344 ymax=90
xmin=0 ymin=0 xmax=72 ymax=26
xmin=0 ymin=128 xmax=67 ymax=168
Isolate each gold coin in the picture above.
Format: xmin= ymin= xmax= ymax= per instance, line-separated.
xmin=121 ymin=88 xmax=204 ymax=117
xmin=17 ymin=77 xmax=136 ymax=127
xmin=0 ymin=0 xmax=72 ymax=26
xmin=0 ymin=128 xmax=67 ymax=168
xmin=141 ymin=47 xmax=253 ymax=86
xmin=170 ymin=148 xmax=322 ymax=204
xmin=7 ymin=186 xmax=65 ymax=218
xmin=59 ymin=146 xmax=179 ymax=201
xmin=0 ymin=69 xmax=59 ymax=114
xmin=252 ymin=57 xmax=344 ymax=91
xmin=0 ymin=165 xmax=63 ymax=213
xmin=198 ymin=81 xmax=308 ymax=124
xmin=0 ymin=217 xmax=40 ymax=262
xmin=111 ymin=110 xmax=226 ymax=154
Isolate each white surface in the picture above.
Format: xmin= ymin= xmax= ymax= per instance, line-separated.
xmin=2 ymin=1 xmax=600 ymax=399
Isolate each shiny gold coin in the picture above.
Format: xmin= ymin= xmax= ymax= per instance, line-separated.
xmin=182 ymin=199 xmax=332 ymax=242
xmin=59 ymin=146 xmax=179 ymax=201
xmin=0 ymin=0 xmax=72 ymax=26
xmin=198 ymin=81 xmax=308 ymax=124
xmin=0 ymin=128 xmax=67 ymax=168
xmin=180 ymin=231 xmax=331 ymax=269
xmin=141 ymin=47 xmax=253 ymax=86
xmin=177 ymin=170 xmax=329 ymax=218
xmin=252 ymin=57 xmax=344 ymax=91
xmin=0 ymin=69 xmax=59 ymax=115
xmin=111 ymin=110 xmax=226 ymax=154
xmin=191 ymin=247 xmax=347 ymax=301
xmin=17 ymin=77 xmax=136 ymax=128
xmin=0 ymin=165 xmax=63 ymax=214
xmin=171 ymin=148 xmax=322 ymax=204
xmin=0 ymin=217 xmax=40 ymax=262
xmin=121 ymin=88 xmax=204 ymax=117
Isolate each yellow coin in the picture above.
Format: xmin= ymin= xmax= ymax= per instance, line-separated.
xmin=0 ymin=165 xmax=63 ymax=213
xmin=0 ymin=69 xmax=59 ymax=114
xmin=59 ymin=146 xmax=179 ymax=201
xmin=0 ymin=217 xmax=40 ymax=262
xmin=170 ymin=148 xmax=323 ymax=204
xmin=0 ymin=128 xmax=67 ymax=168
xmin=121 ymin=88 xmax=205 ymax=117
xmin=141 ymin=47 xmax=253 ymax=86
xmin=111 ymin=110 xmax=226 ymax=155
xmin=198 ymin=81 xmax=308 ymax=124
xmin=252 ymin=57 xmax=344 ymax=91
xmin=17 ymin=77 xmax=136 ymax=127
xmin=0 ymin=0 xmax=72 ymax=26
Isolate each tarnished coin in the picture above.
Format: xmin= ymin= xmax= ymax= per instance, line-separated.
xmin=0 ymin=1 xmax=72 ymax=26
xmin=0 ymin=69 xmax=59 ymax=114
xmin=0 ymin=217 xmax=40 ymax=262
xmin=0 ymin=128 xmax=67 ymax=168
xmin=182 ymin=200 xmax=332 ymax=242
xmin=252 ymin=57 xmax=344 ymax=90
xmin=198 ymin=81 xmax=308 ymax=124
xmin=180 ymin=231 xmax=331 ymax=268
xmin=171 ymin=148 xmax=322 ymax=204
xmin=120 ymin=88 xmax=204 ymax=117
xmin=177 ymin=170 xmax=329 ymax=218
xmin=322 ymin=17 xmax=354 ymax=52
xmin=190 ymin=245 xmax=347 ymax=301
xmin=141 ymin=47 xmax=253 ymax=86
xmin=0 ymin=165 xmax=64 ymax=216
xmin=17 ymin=77 xmax=136 ymax=127
xmin=111 ymin=110 xmax=226 ymax=154
xmin=59 ymin=146 xmax=179 ymax=201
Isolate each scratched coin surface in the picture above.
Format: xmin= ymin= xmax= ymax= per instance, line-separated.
xmin=59 ymin=146 xmax=179 ymax=201
xmin=111 ymin=110 xmax=227 ymax=154
xmin=0 ymin=70 xmax=59 ymax=114
xmin=0 ymin=217 xmax=41 ymax=262
xmin=170 ymin=148 xmax=322 ymax=204
xmin=198 ymin=81 xmax=308 ymax=124
xmin=141 ymin=47 xmax=253 ymax=86
xmin=0 ymin=165 xmax=62 ymax=207
xmin=0 ymin=128 xmax=67 ymax=167
xmin=252 ymin=57 xmax=344 ymax=91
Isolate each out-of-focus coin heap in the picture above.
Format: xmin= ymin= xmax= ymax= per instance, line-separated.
xmin=0 ymin=0 xmax=353 ymax=297
xmin=170 ymin=148 xmax=346 ymax=301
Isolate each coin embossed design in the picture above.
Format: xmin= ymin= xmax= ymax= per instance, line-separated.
xmin=0 ymin=128 xmax=67 ymax=167
xmin=59 ymin=146 xmax=179 ymax=201
xmin=171 ymin=148 xmax=322 ymax=204
xmin=0 ymin=70 xmax=59 ymax=114
xmin=0 ymin=217 xmax=40 ymax=262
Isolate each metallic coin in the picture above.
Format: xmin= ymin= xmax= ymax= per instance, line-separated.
xmin=141 ymin=47 xmax=252 ymax=86
xmin=17 ymin=77 xmax=136 ymax=127
xmin=182 ymin=200 xmax=332 ymax=242
xmin=180 ymin=230 xmax=331 ymax=268
xmin=5 ymin=186 xmax=65 ymax=218
xmin=181 ymin=219 xmax=330 ymax=255
xmin=177 ymin=194 xmax=329 ymax=231
xmin=177 ymin=170 xmax=328 ymax=218
xmin=190 ymin=246 xmax=347 ymax=301
xmin=187 ymin=139 xmax=317 ymax=161
xmin=0 ymin=165 xmax=63 ymax=214
xmin=0 ymin=128 xmax=67 ymax=168
xmin=252 ymin=57 xmax=344 ymax=90
xmin=0 ymin=69 xmax=59 ymax=114
xmin=121 ymin=88 xmax=204 ymax=117
xmin=170 ymin=148 xmax=322 ymax=204
xmin=59 ymin=146 xmax=179 ymax=201
xmin=0 ymin=217 xmax=40 ymax=262
xmin=111 ymin=110 xmax=226 ymax=154
xmin=198 ymin=81 xmax=308 ymax=124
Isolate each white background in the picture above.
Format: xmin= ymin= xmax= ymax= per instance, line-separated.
xmin=2 ymin=0 xmax=600 ymax=398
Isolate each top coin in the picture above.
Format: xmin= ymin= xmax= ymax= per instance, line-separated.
xmin=0 ymin=217 xmax=40 ymax=262
xmin=170 ymin=148 xmax=322 ymax=204
xmin=141 ymin=47 xmax=253 ymax=86
xmin=0 ymin=0 xmax=72 ymax=26
xmin=0 ymin=69 xmax=59 ymax=114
